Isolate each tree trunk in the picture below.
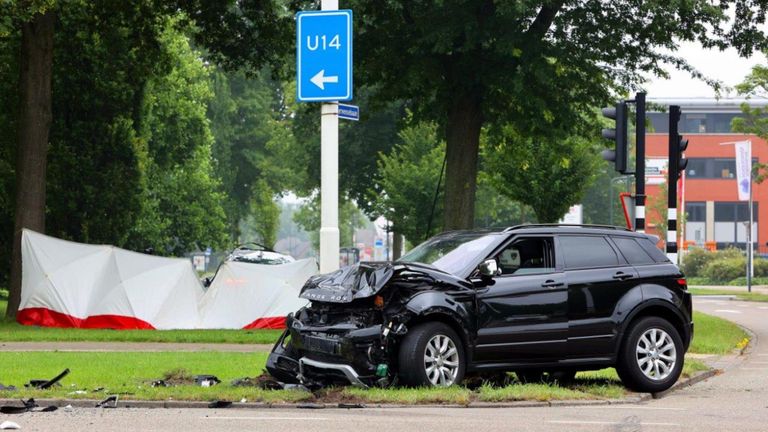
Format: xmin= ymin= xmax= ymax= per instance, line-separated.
xmin=443 ymin=91 xmax=483 ymax=231
xmin=392 ymin=232 xmax=403 ymax=260
xmin=6 ymin=11 xmax=55 ymax=319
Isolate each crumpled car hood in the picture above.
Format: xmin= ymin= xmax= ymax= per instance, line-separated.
xmin=299 ymin=262 xmax=469 ymax=303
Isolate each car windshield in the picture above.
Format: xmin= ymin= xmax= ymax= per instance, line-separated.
xmin=398 ymin=232 xmax=499 ymax=275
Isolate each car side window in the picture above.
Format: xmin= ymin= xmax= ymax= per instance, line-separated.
xmin=560 ymin=235 xmax=619 ymax=269
xmin=612 ymin=237 xmax=655 ymax=265
xmin=495 ymin=237 xmax=555 ymax=276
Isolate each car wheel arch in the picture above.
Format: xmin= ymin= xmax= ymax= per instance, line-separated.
xmin=617 ymin=300 xmax=690 ymax=356
xmin=403 ymin=309 xmax=474 ymax=363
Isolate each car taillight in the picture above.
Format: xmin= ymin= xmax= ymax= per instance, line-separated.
xmin=677 ymin=278 xmax=687 ymax=289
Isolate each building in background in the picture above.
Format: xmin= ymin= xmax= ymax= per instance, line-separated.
xmin=645 ymin=98 xmax=768 ymax=252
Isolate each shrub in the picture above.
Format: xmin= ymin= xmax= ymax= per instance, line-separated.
xmin=682 ymin=247 xmax=745 ymax=277
xmin=703 ymin=257 xmax=747 ymax=283
xmin=752 ymin=258 xmax=768 ymax=277
xmin=681 ymin=248 xmax=715 ymax=277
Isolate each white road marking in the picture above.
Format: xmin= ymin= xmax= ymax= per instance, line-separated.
xmin=714 ymin=309 xmax=742 ymax=314
xmin=737 ymin=304 xmax=751 ymax=308
xmin=574 ymin=406 xmax=686 ymax=411
xmin=547 ymin=420 xmax=680 ymax=426
xmin=751 ymin=361 xmax=768 ymax=364
xmin=203 ymin=417 xmax=329 ymax=421
xmin=758 ymin=354 xmax=768 ymax=357
xmin=741 ymin=368 xmax=768 ymax=370
xmin=758 ymin=306 xmax=768 ymax=310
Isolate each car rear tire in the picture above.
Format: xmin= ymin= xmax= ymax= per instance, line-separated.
xmin=516 ymin=369 xmax=577 ymax=385
xmin=616 ymin=316 xmax=684 ymax=393
xmin=398 ymin=322 xmax=466 ymax=387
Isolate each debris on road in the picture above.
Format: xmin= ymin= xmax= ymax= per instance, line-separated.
xmin=25 ymin=368 xmax=70 ymax=389
xmin=96 ymin=395 xmax=119 ymax=409
xmin=194 ymin=375 xmax=220 ymax=387
xmin=0 ymin=420 xmax=21 ymax=430
xmin=231 ymin=374 xmax=282 ymax=390
xmin=207 ymin=400 xmax=232 ymax=409
xmin=0 ymin=399 xmax=57 ymax=414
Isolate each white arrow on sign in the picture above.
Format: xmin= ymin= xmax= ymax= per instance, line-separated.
xmin=310 ymin=70 xmax=339 ymax=90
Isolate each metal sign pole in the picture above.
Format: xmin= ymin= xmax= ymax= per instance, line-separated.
xmin=319 ymin=0 xmax=340 ymax=273
xmin=748 ymin=142 xmax=754 ymax=293
xmin=634 ymin=92 xmax=646 ymax=234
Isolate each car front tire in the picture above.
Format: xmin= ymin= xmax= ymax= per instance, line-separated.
xmin=398 ymin=322 xmax=466 ymax=387
xmin=616 ymin=316 xmax=684 ymax=393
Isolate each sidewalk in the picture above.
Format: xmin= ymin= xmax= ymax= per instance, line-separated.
xmin=0 ymin=341 xmax=273 ymax=352
xmin=690 ymin=284 xmax=768 ymax=295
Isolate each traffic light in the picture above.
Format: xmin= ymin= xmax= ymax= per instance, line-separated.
xmin=668 ymin=105 xmax=688 ymax=181
xmin=601 ymin=102 xmax=629 ymax=173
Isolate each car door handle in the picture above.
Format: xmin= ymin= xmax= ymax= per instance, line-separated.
xmin=541 ymin=280 xmax=564 ymax=288
xmin=612 ymin=272 xmax=633 ymax=280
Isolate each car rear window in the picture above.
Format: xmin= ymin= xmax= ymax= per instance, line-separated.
xmin=559 ymin=235 xmax=619 ymax=269
xmin=636 ymin=237 xmax=671 ymax=263
xmin=613 ymin=237 xmax=655 ymax=265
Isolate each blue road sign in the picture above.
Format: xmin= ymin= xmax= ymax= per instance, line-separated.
xmin=296 ymin=10 xmax=353 ymax=102
xmin=338 ymin=103 xmax=359 ymax=121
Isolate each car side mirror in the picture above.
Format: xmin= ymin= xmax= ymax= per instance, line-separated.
xmin=478 ymin=259 xmax=499 ymax=278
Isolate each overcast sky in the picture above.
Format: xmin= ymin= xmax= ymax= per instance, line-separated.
xmin=644 ymin=41 xmax=766 ymax=99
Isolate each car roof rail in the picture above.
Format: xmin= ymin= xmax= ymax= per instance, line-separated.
xmin=503 ymin=223 xmax=633 ymax=232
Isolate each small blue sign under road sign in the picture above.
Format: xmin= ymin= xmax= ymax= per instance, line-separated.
xmin=338 ymin=103 xmax=359 ymax=121
xmin=296 ymin=10 xmax=353 ymax=102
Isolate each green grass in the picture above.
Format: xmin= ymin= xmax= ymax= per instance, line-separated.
xmin=689 ymin=287 xmax=768 ymax=303
xmin=0 ymin=351 xmax=710 ymax=403
xmin=687 ymin=276 xmax=768 ymax=286
xmin=0 ymin=320 xmax=282 ymax=344
xmin=0 ymin=299 xmax=6 ymax=319
xmin=0 ymin=351 xmax=309 ymax=402
xmin=690 ymin=311 xmax=750 ymax=354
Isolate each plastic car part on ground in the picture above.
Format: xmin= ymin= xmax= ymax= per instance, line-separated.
xmin=0 ymin=399 xmax=58 ymax=414
xmin=0 ymin=421 xmax=21 ymax=430
xmin=96 ymin=395 xmax=118 ymax=408
xmin=25 ymin=368 xmax=70 ymax=389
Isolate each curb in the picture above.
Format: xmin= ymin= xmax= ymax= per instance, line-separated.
xmin=639 ymin=368 xmax=719 ymax=401
xmin=692 ymin=295 xmax=737 ymax=300
xmin=0 ymin=371 xmax=710 ymax=411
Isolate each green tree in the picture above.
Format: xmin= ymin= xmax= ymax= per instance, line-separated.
xmin=207 ymin=69 xmax=299 ymax=242
xmin=293 ymin=195 xmax=366 ymax=252
xmin=374 ymin=121 xmax=446 ymax=244
xmin=733 ymin=62 xmax=768 ymax=183
xmin=348 ymin=0 xmax=768 ymax=231
xmin=126 ymin=19 xmax=229 ymax=254
xmin=4 ymin=0 xmax=56 ymax=318
xmin=373 ymin=120 xmax=537 ymax=246
xmin=239 ymin=179 xmax=281 ymax=248
xmin=485 ymin=125 xmax=601 ymax=223
xmin=581 ymin=165 xmax=629 ymax=226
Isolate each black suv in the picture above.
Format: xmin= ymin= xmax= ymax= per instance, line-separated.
xmin=267 ymin=225 xmax=693 ymax=393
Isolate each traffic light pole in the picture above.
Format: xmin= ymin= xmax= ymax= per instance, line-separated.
xmin=634 ymin=92 xmax=646 ymax=234
xmin=667 ymin=105 xmax=681 ymax=263
xmin=319 ymin=0 xmax=340 ymax=273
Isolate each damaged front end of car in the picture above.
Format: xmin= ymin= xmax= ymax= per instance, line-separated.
xmin=265 ymin=262 xmax=473 ymax=389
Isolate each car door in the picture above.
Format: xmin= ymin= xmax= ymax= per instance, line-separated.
xmin=559 ymin=234 xmax=639 ymax=359
xmin=473 ymin=235 xmax=568 ymax=364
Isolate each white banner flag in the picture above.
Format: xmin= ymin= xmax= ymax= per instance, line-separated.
xmin=734 ymin=140 xmax=752 ymax=201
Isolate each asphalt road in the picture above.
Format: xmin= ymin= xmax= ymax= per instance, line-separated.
xmin=4 ymin=297 xmax=767 ymax=432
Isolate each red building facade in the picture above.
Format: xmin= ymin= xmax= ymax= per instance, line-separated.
xmin=644 ymin=99 xmax=767 ymax=251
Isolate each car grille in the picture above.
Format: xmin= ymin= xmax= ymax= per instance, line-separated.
xmin=301 ymin=335 xmax=341 ymax=355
